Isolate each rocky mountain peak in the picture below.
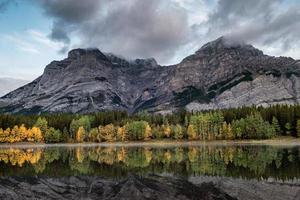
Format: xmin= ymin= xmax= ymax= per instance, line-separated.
xmin=105 ymin=53 xmax=159 ymax=68
xmin=196 ymin=36 xmax=263 ymax=57
xmin=68 ymin=48 xmax=108 ymax=61
xmin=134 ymin=58 xmax=158 ymax=68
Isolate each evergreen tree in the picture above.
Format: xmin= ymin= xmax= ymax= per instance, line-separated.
xmin=272 ymin=117 xmax=281 ymax=135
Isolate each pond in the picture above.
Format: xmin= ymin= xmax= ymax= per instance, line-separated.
xmin=0 ymin=144 xmax=299 ymax=199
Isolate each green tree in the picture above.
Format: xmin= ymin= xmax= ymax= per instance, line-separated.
xmin=173 ymin=124 xmax=184 ymax=139
xmin=88 ymin=128 xmax=99 ymax=142
xmin=125 ymin=121 xmax=149 ymax=141
xmin=232 ymin=112 xmax=275 ymax=139
xmin=44 ymin=128 xmax=62 ymax=143
xmin=272 ymin=117 xmax=281 ymax=135
xmin=152 ymin=125 xmax=164 ymax=139
xmin=69 ymin=116 xmax=91 ymax=140
xmin=34 ymin=117 xmax=48 ymax=135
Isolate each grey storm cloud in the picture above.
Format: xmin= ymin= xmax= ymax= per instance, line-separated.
xmin=38 ymin=0 xmax=300 ymax=62
xmin=204 ymin=0 xmax=300 ymax=51
xmin=39 ymin=0 xmax=102 ymax=51
xmin=38 ymin=0 xmax=191 ymax=62
xmin=40 ymin=0 xmax=101 ymax=23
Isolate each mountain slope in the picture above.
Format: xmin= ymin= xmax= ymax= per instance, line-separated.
xmin=1 ymin=37 xmax=300 ymax=114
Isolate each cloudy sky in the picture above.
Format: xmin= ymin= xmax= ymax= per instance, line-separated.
xmin=0 ymin=0 xmax=299 ymax=81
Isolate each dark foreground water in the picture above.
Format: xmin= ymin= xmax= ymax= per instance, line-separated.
xmin=0 ymin=144 xmax=299 ymax=199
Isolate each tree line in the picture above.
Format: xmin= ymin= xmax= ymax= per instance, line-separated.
xmin=0 ymin=104 xmax=300 ymax=143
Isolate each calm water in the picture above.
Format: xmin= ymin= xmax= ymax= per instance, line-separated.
xmin=0 ymin=144 xmax=299 ymax=180
xmin=0 ymin=144 xmax=300 ymax=199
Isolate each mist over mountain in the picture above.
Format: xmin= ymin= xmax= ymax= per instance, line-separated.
xmin=1 ymin=37 xmax=299 ymax=114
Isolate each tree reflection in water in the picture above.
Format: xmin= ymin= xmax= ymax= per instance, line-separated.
xmin=0 ymin=145 xmax=299 ymax=180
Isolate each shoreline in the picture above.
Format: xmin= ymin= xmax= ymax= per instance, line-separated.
xmin=0 ymin=137 xmax=300 ymax=149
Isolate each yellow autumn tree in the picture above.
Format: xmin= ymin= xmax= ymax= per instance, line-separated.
xmin=187 ymin=124 xmax=197 ymax=140
xmin=226 ymin=124 xmax=233 ymax=140
xmin=163 ymin=124 xmax=171 ymax=138
xmin=31 ymin=127 xmax=44 ymax=143
xmin=98 ymin=124 xmax=116 ymax=142
xmin=0 ymin=125 xmax=44 ymax=143
xmin=3 ymin=128 xmax=11 ymax=143
xmin=0 ymin=128 xmax=4 ymax=143
xmin=76 ymin=126 xmax=85 ymax=143
xmin=19 ymin=124 xmax=28 ymax=141
xmin=144 ymin=124 xmax=152 ymax=140
xmin=11 ymin=125 xmax=20 ymax=143
xmin=117 ymin=126 xmax=128 ymax=142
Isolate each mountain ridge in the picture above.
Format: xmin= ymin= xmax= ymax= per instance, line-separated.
xmin=1 ymin=37 xmax=300 ymax=114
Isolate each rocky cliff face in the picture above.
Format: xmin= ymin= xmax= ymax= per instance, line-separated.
xmin=1 ymin=37 xmax=300 ymax=114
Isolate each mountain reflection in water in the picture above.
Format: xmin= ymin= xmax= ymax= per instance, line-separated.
xmin=0 ymin=145 xmax=299 ymax=199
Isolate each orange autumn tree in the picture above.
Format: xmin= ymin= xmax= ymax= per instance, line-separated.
xmin=0 ymin=125 xmax=44 ymax=143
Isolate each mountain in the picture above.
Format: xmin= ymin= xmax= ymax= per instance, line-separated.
xmin=0 ymin=78 xmax=29 ymax=97
xmin=1 ymin=37 xmax=300 ymax=114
